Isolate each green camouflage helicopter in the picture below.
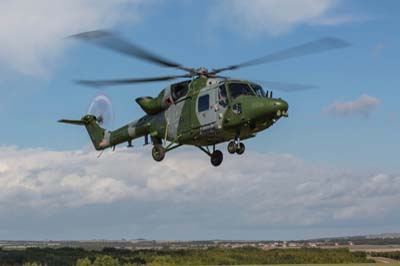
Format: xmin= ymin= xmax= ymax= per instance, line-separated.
xmin=59 ymin=30 xmax=349 ymax=166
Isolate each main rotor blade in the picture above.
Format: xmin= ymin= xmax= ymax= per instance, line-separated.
xmin=76 ymin=74 xmax=192 ymax=87
xmin=70 ymin=30 xmax=194 ymax=73
xmin=211 ymin=37 xmax=350 ymax=74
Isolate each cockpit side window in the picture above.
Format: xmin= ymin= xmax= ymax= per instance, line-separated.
xmin=198 ymin=94 xmax=210 ymax=112
xmin=251 ymin=84 xmax=265 ymax=97
xmin=171 ymin=81 xmax=190 ymax=101
xmin=218 ymin=85 xmax=228 ymax=107
xmin=228 ymin=83 xmax=255 ymax=99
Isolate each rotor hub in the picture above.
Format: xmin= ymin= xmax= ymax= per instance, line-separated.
xmin=195 ymin=67 xmax=209 ymax=76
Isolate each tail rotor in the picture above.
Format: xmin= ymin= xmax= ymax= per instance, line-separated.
xmin=87 ymin=93 xmax=114 ymax=129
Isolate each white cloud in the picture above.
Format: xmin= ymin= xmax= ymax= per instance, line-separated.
xmin=0 ymin=0 xmax=152 ymax=76
xmin=0 ymin=146 xmax=399 ymax=239
xmin=211 ymin=0 xmax=353 ymax=36
xmin=324 ymin=94 xmax=381 ymax=117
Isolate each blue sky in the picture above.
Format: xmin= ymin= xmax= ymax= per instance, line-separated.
xmin=0 ymin=0 xmax=399 ymax=240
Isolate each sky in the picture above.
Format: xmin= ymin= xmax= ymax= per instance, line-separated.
xmin=0 ymin=0 xmax=399 ymax=240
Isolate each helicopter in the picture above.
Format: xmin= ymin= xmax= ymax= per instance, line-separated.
xmin=59 ymin=30 xmax=349 ymax=166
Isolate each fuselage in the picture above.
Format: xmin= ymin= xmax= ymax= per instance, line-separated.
xmin=98 ymin=77 xmax=289 ymax=149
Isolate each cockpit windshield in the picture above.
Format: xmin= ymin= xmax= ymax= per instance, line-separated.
xmin=228 ymin=83 xmax=255 ymax=99
xmin=250 ymin=84 xmax=265 ymax=97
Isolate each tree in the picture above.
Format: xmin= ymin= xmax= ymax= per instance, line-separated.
xmin=93 ymin=255 xmax=119 ymax=266
xmin=148 ymin=255 xmax=175 ymax=266
xmin=76 ymin=257 xmax=92 ymax=266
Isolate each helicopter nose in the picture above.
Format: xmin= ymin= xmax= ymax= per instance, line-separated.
xmin=272 ymin=98 xmax=289 ymax=117
xmin=242 ymin=97 xmax=289 ymax=122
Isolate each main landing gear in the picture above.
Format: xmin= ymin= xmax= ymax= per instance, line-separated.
xmin=210 ymin=150 xmax=223 ymax=167
xmin=150 ymin=137 xmax=182 ymax=163
xmin=197 ymin=145 xmax=224 ymax=167
xmin=150 ymin=139 xmax=245 ymax=166
xmin=150 ymin=137 xmax=225 ymax=167
xmin=152 ymin=144 xmax=165 ymax=162
xmin=152 ymin=142 xmax=224 ymax=166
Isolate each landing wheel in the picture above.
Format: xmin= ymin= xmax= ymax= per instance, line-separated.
xmin=236 ymin=143 xmax=245 ymax=155
xmin=210 ymin=150 xmax=223 ymax=167
xmin=152 ymin=144 xmax=165 ymax=162
xmin=227 ymin=141 xmax=237 ymax=154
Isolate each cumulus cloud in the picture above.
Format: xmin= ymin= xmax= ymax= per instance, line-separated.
xmin=0 ymin=146 xmax=399 ymax=239
xmin=210 ymin=0 xmax=354 ymax=36
xmin=324 ymin=94 xmax=381 ymax=117
xmin=0 ymin=0 xmax=153 ymax=76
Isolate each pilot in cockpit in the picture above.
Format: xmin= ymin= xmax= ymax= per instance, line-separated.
xmin=218 ymin=85 xmax=228 ymax=107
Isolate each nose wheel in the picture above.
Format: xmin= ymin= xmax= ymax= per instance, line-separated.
xmin=227 ymin=141 xmax=245 ymax=155
xmin=227 ymin=141 xmax=237 ymax=154
xmin=236 ymin=143 xmax=245 ymax=155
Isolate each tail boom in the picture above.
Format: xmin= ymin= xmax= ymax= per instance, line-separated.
xmin=59 ymin=115 xmax=151 ymax=151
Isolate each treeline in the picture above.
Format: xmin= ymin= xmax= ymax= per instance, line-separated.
xmin=0 ymin=247 xmax=373 ymax=266
xmin=325 ymin=237 xmax=400 ymax=245
xmin=370 ymin=251 xmax=400 ymax=261
xmin=0 ymin=247 xmax=89 ymax=266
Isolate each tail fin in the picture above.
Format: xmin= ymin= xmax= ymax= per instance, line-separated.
xmin=59 ymin=115 xmax=106 ymax=150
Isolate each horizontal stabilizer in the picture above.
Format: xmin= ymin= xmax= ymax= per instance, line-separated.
xmin=58 ymin=119 xmax=87 ymax=125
